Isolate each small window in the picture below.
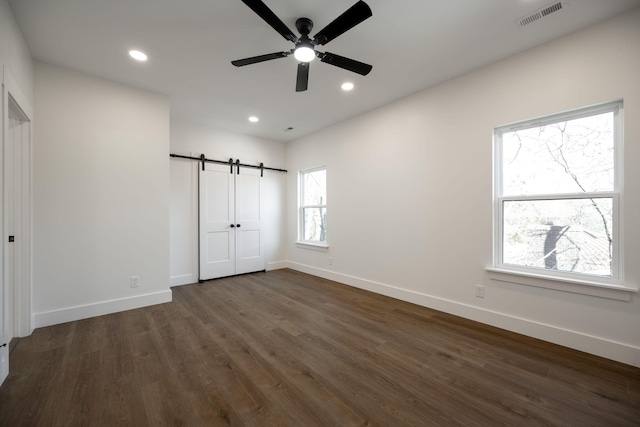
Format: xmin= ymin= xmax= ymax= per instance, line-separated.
xmin=299 ymin=167 xmax=327 ymax=244
xmin=494 ymin=102 xmax=622 ymax=282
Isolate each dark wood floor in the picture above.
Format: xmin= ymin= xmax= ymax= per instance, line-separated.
xmin=1 ymin=269 xmax=638 ymax=426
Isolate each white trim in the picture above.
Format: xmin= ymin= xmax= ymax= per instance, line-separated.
xmin=498 ymin=101 xmax=623 ymax=132
xmin=266 ymin=261 xmax=288 ymax=271
xmin=285 ymin=261 xmax=640 ymax=368
xmin=486 ymin=267 xmax=635 ymax=301
xmin=170 ymin=273 xmax=196 ymax=287
xmin=299 ymin=165 xmax=326 ymax=175
xmin=2 ymin=66 xmax=33 ymax=337
xmin=295 ymin=241 xmax=329 ymax=251
xmin=613 ymin=104 xmax=624 ymax=282
xmin=501 ymin=192 xmax=616 ymax=202
xmin=2 ymin=67 xmax=32 ymax=119
xmin=34 ymin=290 xmax=172 ymax=328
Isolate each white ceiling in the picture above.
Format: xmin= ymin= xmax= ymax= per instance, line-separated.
xmin=9 ymin=0 xmax=640 ymax=142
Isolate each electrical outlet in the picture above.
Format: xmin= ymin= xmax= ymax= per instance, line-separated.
xmin=475 ymin=284 xmax=485 ymax=298
xmin=130 ymin=276 xmax=140 ymax=288
xmin=329 ymin=257 xmax=333 ymax=266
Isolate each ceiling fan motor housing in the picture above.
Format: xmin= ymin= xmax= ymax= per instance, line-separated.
xmin=295 ymin=18 xmax=313 ymax=36
xmin=294 ymin=18 xmax=316 ymax=63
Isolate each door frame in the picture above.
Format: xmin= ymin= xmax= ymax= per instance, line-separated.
xmin=2 ymin=65 xmax=33 ymax=340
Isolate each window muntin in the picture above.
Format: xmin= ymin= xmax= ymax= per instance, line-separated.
xmin=299 ymin=167 xmax=327 ymax=243
xmin=495 ymin=102 xmax=621 ymax=281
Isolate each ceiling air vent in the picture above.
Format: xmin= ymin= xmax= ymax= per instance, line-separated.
xmin=517 ymin=2 xmax=567 ymax=27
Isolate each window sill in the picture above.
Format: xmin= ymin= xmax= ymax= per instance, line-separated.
xmin=296 ymin=241 xmax=329 ymax=252
xmin=486 ymin=267 xmax=637 ymax=301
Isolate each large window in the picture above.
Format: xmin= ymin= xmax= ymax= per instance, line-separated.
xmin=299 ymin=167 xmax=327 ymax=244
xmin=494 ymin=102 xmax=622 ymax=282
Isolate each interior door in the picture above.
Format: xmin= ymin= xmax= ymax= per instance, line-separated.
xmin=235 ymin=167 xmax=265 ymax=275
xmin=199 ymin=163 xmax=235 ymax=280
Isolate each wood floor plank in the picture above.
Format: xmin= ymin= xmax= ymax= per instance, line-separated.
xmin=196 ymin=288 xmax=363 ymax=426
xmin=172 ymin=288 xmax=294 ymax=426
xmin=1 ymin=269 xmax=639 ymax=426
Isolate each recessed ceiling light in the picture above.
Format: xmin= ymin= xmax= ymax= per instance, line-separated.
xmin=341 ymin=82 xmax=354 ymax=91
xmin=129 ymin=50 xmax=148 ymax=62
xmin=248 ymin=116 xmax=259 ymax=123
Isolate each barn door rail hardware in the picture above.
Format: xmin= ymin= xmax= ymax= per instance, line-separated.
xmin=170 ymin=153 xmax=287 ymax=175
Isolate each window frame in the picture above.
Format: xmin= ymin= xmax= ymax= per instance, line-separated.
xmin=490 ymin=101 xmax=634 ymax=298
xmin=298 ymin=166 xmax=328 ymax=249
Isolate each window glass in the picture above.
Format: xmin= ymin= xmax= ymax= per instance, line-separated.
xmin=302 ymin=207 xmax=327 ymax=242
xmin=503 ymin=198 xmax=613 ymax=276
xmin=502 ymin=112 xmax=614 ymax=196
xmin=303 ymin=169 xmax=327 ymax=206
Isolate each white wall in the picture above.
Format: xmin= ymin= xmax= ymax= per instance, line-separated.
xmin=33 ymin=62 xmax=171 ymax=327
xmin=0 ymin=0 xmax=32 ymax=101
xmin=286 ymin=9 xmax=640 ymax=367
xmin=170 ymin=117 xmax=287 ymax=286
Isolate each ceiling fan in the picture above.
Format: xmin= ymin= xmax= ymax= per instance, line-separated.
xmin=232 ymin=0 xmax=373 ymax=92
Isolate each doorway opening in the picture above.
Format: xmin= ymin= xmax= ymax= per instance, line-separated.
xmin=6 ymin=93 xmax=32 ymax=339
xmin=1 ymin=66 xmax=34 ymax=386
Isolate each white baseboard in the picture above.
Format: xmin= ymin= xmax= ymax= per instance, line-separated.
xmin=170 ymin=262 xmax=286 ymax=286
xmin=286 ymin=261 xmax=640 ymax=368
xmin=171 ymin=273 xmax=196 ymax=287
xmin=34 ymin=290 xmax=173 ymax=329
xmin=267 ymin=261 xmax=288 ymax=271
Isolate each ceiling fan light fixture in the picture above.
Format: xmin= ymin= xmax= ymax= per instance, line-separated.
xmin=294 ymin=45 xmax=316 ymax=62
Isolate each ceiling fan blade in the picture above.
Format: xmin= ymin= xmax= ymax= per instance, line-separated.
xmin=313 ymin=1 xmax=372 ymax=46
xmin=320 ymin=52 xmax=372 ymax=76
xmin=240 ymin=0 xmax=297 ymax=43
xmin=296 ymin=62 xmax=310 ymax=92
xmin=231 ymin=51 xmax=291 ymax=67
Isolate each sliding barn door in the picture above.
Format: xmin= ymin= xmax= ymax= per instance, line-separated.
xmin=199 ymin=163 xmax=265 ymax=281
xmin=235 ymin=168 xmax=264 ymax=275
xmin=199 ymin=163 xmax=235 ymax=280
